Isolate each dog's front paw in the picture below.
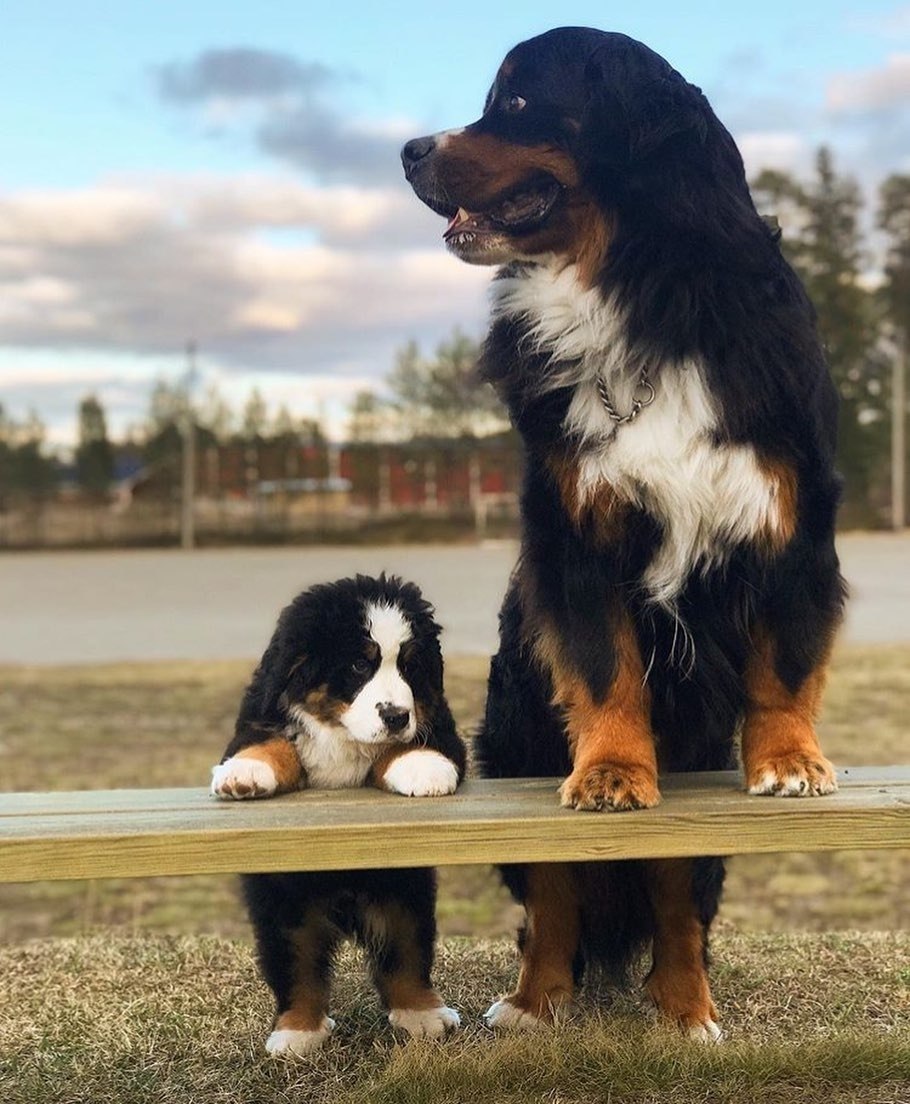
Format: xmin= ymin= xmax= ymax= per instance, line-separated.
xmin=389 ymin=1004 xmax=460 ymax=1038
xmin=559 ymin=762 xmax=660 ymax=811
xmin=746 ymin=753 xmax=837 ymax=797
xmin=211 ymin=757 xmax=277 ymax=799
xmin=382 ymin=750 xmax=459 ymax=797
xmin=265 ymin=1017 xmax=335 ymax=1057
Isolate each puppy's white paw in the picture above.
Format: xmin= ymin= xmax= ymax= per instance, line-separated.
xmin=687 ymin=1019 xmax=723 ymax=1043
xmin=389 ymin=1005 xmax=460 ymax=1038
xmin=383 ymin=750 xmax=459 ymax=797
xmin=484 ymin=998 xmax=545 ymax=1031
xmin=211 ymin=757 xmax=277 ymax=799
xmin=265 ymin=1018 xmax=335 ymax=1057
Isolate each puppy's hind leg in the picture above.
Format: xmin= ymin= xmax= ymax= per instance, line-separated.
xmin=245 ymin=880 xmax=340 ymax=1058
xmin=362 ymin=870 xmax=459 ymax=1039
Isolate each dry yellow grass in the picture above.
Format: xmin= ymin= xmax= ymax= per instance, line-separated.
xmin=0 ymin=931 xmax=907 ymax=1104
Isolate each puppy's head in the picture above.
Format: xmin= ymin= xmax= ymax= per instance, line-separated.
xmin=272 ymin=575 xmax=443 ymax=747
xmin=402 ymin=27 xmax=732 ymax=281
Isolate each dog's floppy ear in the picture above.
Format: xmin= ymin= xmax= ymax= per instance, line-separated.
xmin=580 ymin=44 xmax=708 ymax=169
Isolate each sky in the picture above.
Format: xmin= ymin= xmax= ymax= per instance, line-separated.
xmin=1 ymin=0 xmax=909 ymax=445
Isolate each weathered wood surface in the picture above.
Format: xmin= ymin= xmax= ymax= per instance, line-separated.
xmin=1 ymin=767 xmax=908 ymax=884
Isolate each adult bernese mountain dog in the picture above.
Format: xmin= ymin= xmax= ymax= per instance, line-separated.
xmin=212 ymin=574 xmax=466 ymax=1056
xmin=402 ymin=27 xmax=845 ymax=1039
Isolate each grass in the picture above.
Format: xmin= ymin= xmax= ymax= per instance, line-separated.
xmin=0 ymin=930 xmax=907 ymax=1104
xmin=1 ymin=645 xmax=908 ymax=942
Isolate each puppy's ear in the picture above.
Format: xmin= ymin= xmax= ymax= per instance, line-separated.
xmin=580 ymin=48 xmax=708 ymax=168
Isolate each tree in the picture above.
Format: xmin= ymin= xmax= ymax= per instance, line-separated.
xmin=348 ymin=390 xmax=383 ymax=444
xmin=75 ymin=395 xmax=114 ymax=498
xmin=240 ymin=388 xmax=268 ymax=442
xmin=752 ymin=148 xmax=886 ymax=505
xmin=197 ymin=382 xmax=235 ymax=441
xmin=387 ymin=329 xmax=507 ymax=439
xmin=879 ymin=174 xmax=910 ymax=336
xmin=0 ymin=405 xmax=56 ymax=503
xmin=878 ymin=173 xmax=910 ymax=524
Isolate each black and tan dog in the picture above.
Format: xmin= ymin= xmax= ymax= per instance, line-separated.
xmin=403 ymin=27 xmax=845 ymax=1040
xmin=212 ymin=574 xmax=466 ymax=1055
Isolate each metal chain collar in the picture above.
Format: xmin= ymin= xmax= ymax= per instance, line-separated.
xmin=596 ymin=368 xmax=656 ymax=425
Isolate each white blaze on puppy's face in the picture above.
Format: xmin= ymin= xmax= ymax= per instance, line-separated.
xmin=340 ymin=601 xmax=416 ymax=744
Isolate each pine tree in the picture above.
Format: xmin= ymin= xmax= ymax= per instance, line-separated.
xmin=879 ymin=174 xmax=910 ymax=335
xmin=75 ymin=395 xmax=114 ymax=498
xmin=752 ymin=148 xmax=886 ymax=507
xmin=387 ymin=329 xmax=506 ymax=439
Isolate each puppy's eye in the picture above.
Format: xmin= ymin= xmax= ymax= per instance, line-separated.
xmin=351 ymin=658 xmax=372 ymax=676
xmin=504 ymin=93 xmax=527 ymax=113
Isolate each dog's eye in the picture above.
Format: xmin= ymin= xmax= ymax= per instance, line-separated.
xmin=503 ymin=93 xmax=527 ymax=113
xmin=351 ymin=658 xmax=372 ymax=676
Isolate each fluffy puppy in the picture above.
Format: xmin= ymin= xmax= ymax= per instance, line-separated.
xmin=212 ymin=574 xmax=466 ymax=1056
xmin=402 ymin=27 xmax=845 ymax=1040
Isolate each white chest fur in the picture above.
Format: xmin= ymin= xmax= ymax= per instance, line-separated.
xmin=492 ymin=264 xmax=783 ymax=605
xmin=289 ymin=717 xmax=376 ymax=789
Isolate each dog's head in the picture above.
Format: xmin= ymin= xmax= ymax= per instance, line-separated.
xmin=266 ymin=575 xmax=444 ymax=747
xmin=402 ymin=27 xmax=744 ymax=282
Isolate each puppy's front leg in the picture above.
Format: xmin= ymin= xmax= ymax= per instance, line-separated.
xmin=212 ymin=728 xmax=303 ymax=800
xmin=370 ymin=746 xmax=460 ymax=797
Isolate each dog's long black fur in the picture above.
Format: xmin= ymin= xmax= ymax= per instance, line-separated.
xmin=403 ymin=27 xmax=845 ymax=1004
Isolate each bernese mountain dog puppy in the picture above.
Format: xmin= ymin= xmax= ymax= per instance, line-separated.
xmin=402 ymin=27 xmax=845 ymax=1039
xmin=212 ymin=574 xmax=466 ymax=1056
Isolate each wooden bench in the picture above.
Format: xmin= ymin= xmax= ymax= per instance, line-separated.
xmin=1 ymin=766 xmax=908 ymax=883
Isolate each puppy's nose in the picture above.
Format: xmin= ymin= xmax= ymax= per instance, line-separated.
xmin=401 ymin=135 xmax=436 ymax=169
xmin=377 ymin=703 xmax=410 ymax=734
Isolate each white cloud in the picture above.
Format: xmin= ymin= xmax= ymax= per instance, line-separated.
xmin=736 ymin=131 xmax=807 ymax=176
xmin=827 ymin=53 xmax=910 ymax=113
xmin=0 ymin=172 xmax=487 ymax=443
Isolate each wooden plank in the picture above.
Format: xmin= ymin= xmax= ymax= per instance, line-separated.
xmin=0 ymin=768 xmax=908 ymax=884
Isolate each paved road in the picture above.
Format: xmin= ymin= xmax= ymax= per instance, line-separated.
xmin=1 ymin=533 xmax=907 ymax=665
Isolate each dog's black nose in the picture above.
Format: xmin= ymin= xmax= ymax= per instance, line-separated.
xmin=378 ymin=703 xmax=410 ymax=733
xmin=401 ymin=135 xmax=436 ymax=169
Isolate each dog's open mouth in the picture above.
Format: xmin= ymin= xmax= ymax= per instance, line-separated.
xmin=442 ymin=177 xmax=562 ymax=242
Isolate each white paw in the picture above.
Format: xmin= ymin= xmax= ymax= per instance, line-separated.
xmin=382 ymin=750 xmax=459 ymax=797
xmin=211 ymin=757 xmax=277 ymax=799
xmin=484 ymin=999 xmax=544 ymax=1031
xmin=264 ymin=1018 xmax=335 ymax=1057
xmin=688 ymin=1019 xmax=723 ymax=1043
xmin=389 ymin=1005 xmax=460 ymax=1038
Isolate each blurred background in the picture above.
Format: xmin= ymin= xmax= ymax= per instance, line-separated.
xmin=1 ymin=1 xmax=908 ymax=945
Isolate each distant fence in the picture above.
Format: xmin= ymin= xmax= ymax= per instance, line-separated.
xmin=0 ymin=492 xmax=521 ymax=550
xmin=0 ymin=439 xmax=523 ymax=549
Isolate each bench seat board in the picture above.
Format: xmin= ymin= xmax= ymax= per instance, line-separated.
xmin=1 ymin=767 xmax=908 ymax=883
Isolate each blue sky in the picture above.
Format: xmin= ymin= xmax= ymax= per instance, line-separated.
xmin=1 ymin=0 xmax=908 ymax=443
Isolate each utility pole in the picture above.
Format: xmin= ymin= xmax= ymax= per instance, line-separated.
xmin=180 ymin=340 xmax=198 ymax=550
xmin=893 ymin=330 xmax=907 ymax=531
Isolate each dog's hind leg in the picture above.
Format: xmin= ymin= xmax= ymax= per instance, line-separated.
xmin=486 ymin=863 xmax=580 ymax=1029
xmin=643 ymin=858 xmax=721 ymax=1042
